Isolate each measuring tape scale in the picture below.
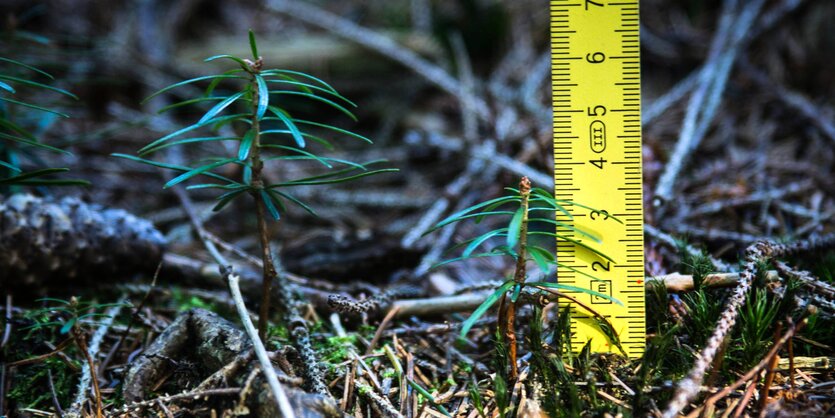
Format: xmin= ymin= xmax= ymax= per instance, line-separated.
xmin=550 ymin=0 xmax=645 ymax=357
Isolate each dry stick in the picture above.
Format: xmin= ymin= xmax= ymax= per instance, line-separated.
xmin=450 ymin=33 xmax=477 ymax=143
xmin=475 ymin=145 xmax=553 ymax=188
xmin=46 ymin=368 xmax=64 ymax=417
xmin=742 ymin=61 xmax=835 ymax=144
xmin=757 ymin=323 xmax=783 ymax=412
xmin=642 ymin=71 xmax=700 ymax=126
xmin=664 ymin=233 xmax=835 ymax=418
xmin=644 ymin=224 xmax=735 ymax=272
xmin=401 ymin=140 xmax=492 ymax=249
xmin=66 ymin=301 xmax=124 ymax=418
xmin=121 ymin=388 xmax=241 ymax=411
xmin=774 ymin=260 xmax=835 ymax=303
xmin=356 ymin=381 xmax=404 ymax=418
xmin=654 ymin=0 xmax=767 ymax=205
xmin=644 ymin=0 xmax=806 ymax=150
xmin=683 ymin=316 xmax=809 ymax=418
xmin=683 ymin=180 xmax=814 ymax=219
xmin=265 ymin=0 xmax=490 ymax=121
xmin=171 ymin=187 xmax=297 ymax=418
xmin=412 ymin=189 xmax=483 ymax=278
xmin=733 ymin=379 xmax=759 ymax=418
xmin=520 ymin=51 xmax=553 ymax=122
xmin=1 ymin=294 xmax=10 ymax=349
xmin=670 ymin=224 xmax=765 ymax=244
xmin=103 ymin=263 xmax=163 ymax=378
xmin=173 ymin=265 xmax=793 ymax=322
xmin=6 ymin=338 xmax=74 ymax=367
xmin=72 ymin=329 xmax=103 ymax=418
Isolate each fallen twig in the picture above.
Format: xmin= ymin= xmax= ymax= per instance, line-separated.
xmin=664 ymin=233 xmax=835 ymax=417
xmin=683 ymin=314 xmax=809 ymax=418
xmin=171 ymin=186 xmax=297 ymax=418
xmin=644 ymin=224 xmax=735 ymax=272
xmin=66 ymin=299 xmax=125 ymax=418
xmin=265 ymin=0 xmax=490 ymax=120
xmin=654 ymin=0 xmax=768 ymax=206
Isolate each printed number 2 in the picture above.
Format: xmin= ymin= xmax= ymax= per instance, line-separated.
xmin=592 ymin=261 xmax=611 ymax=271
xmin=585 ymin=0 xmax=604 ymax=10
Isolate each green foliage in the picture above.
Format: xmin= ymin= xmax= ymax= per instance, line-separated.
xmin=680 ymin=289 xmax=723 ymax=348
xmin=170 ymin=288 xmax=217 ymax=312
xmin=468 ymin=377 xmax=485 ymax=418
xmin=7 ymin=357 xmax=75 ymax=410
xmin=24 ymin=297 xmax=125 ymax=335
xmin=115 ymin=31 xmax=394 ymax=220
xmin=430 ymin=186 xmax=617 ymax=270
xmin=0 ymin=50 xmax=88 ymax=189
xmin=526 ymin=307 xmax=626 ymax=417
xmin=406 ymin=378 xmax=452 ymax=417
xmin=675 ymin=245 xmax=724 ymax=348
xmin=732 ymin=288 xmax=780 ymax=370
xmin=428 ymin=185 xmax=620 ymax=339
xmin=491 ymin=330 xmax=511 ymax=418
xmin=677 ymin=244 xmax=715 ymax=291
xmin=315 ymin=334 xmax=358 ymax=372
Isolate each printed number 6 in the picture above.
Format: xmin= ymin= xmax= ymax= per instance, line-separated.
xmin=586 ymin=52 xmax=606 ymax=64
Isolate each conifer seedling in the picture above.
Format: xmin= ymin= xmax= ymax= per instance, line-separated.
xmin=116 ymin=31 xmax=395 ymax=339
xmin=427 ymin=177 xmax=622 ymax=378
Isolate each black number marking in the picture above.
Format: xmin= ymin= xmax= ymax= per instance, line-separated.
xmin=592 ymin=261 xmax=611 ymax=272
xmin=590 ymin=209 xmax=610 ymax=220
xmin=589 ymin=158 xmax=608 ymax=169
xmin=585 ymin=0 xmax=604 ymax=10
xmin=587 ymin=105 xmax=607 ymax=116
xmin=586 ymin=52 xmax=606 ymax=64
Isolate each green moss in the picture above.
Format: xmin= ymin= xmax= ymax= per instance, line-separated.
xmin=170 ymin=288 xmax=216 ymax=312
xmin=381 ymin=368 xmax=399 ymax=379
xmin=315 ymin=335 xmax=359 ymax=372
xmin=8 ymin=358 xmax=75 ymax=411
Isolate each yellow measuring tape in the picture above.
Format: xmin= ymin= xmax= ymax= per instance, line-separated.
xmin=551 ymin=0 xmax=645 ymax=357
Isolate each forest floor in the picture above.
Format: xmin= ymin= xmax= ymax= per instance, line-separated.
xmin=1 ymin=0 xmax=834 ymax=417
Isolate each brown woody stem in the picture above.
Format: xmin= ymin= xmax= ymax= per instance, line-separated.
xmin=499 ymin=177 xmax=531 ymax=381
xmin=248 ymin=60 xmax=278 ymax=341
xmin=513 ymin=177 xmax=531 ymax=283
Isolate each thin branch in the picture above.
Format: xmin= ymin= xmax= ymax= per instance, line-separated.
xmin=663 ymin=233 xmax=835 ymax=417
xmin=683 ymin=315 xmax=809 ymax=418
xmin=644 ymin=224 xmax=735 ymax=272
xmin=654 ymin=0 xmax=767 ymax=205
xmin=742 ymin=60 xmax=835 ymax=144
xmin=67 ymin=300 xmax=124 ymax=418
xmin=266 ymin=0 xmax=490 ymax=120
xmin=170 ymin=186 xmax=297 ymax=418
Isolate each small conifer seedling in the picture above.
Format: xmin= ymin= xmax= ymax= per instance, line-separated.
xmin=116 ymin=31 xmax=395 ymax=339
xmin=427 ymin=177 xmax=621 ymax=379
